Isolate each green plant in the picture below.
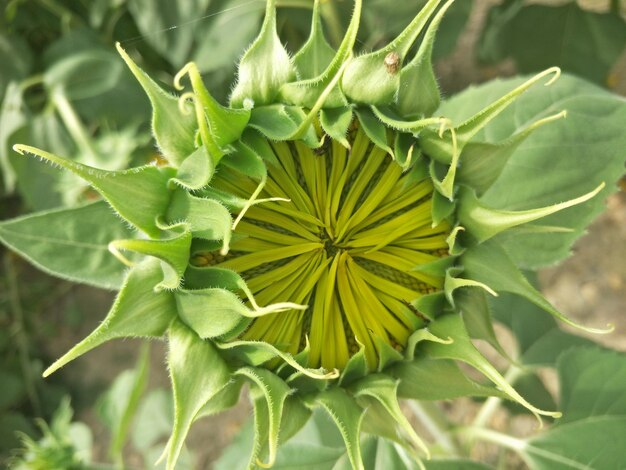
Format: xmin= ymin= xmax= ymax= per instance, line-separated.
xmin=1 ymin=0 xmax=625 ymax=469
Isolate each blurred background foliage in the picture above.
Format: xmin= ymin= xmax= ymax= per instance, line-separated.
xmin=0 ymin=0 xmax=624 ymax=468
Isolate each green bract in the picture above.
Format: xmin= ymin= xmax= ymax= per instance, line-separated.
xmin=1 ymin=1 xmax=625 ymax=469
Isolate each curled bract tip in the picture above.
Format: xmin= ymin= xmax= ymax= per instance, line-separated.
xmin=177 ymin=92 xmax=195 ymax=115
xmin=256 ymin=458 xmax=272 ymax=469
xmin=543 ymin=66 xmax=562 ymax=86
xmin=12 ymin=144 xmax=26 ymax=155
xmin=173 ymin=62 xmax=197 ymax=91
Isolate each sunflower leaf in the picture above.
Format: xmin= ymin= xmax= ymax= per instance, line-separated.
xmin=0 ymin=201 xmax=131 ymax=289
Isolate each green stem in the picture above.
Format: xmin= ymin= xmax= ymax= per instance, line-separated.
xmin=455 ymin=426 xmax=526 ymax=454
xmin=4 ymin=254 xmax=41 ymax=415
xmin=51 ymin=90 xmax=99 ymax=164
xmin=19 ymin=74 xmax=45 ymax=92
xmin=408 ymin=401 xmax=461 ymax=456
xmin=472 ymin=365 xmax=524 ymax=428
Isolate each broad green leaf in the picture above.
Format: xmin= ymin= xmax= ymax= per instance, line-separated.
xmin=97 ymin=344 xmax=150 ymax=460
xmin=230 ymin=0 xmax=294 ymax=108
xmin=478 ymin=1 xmax=626 ymax=87
xmin=127 ymin=0 xmax=210 ymax=67
xmin=0 ymin=201 xmax=132 ymax=289
xmin=8 ymin=112 xmax=72 ymax=210
xmin=524 ymin=416 xmax=626 ymax=470
xmin=557 ymin=347 xmax=626 ymax=424
xmin=393 ymin=357 xmax=503 ymax=401
xmin=165 ymin=321 xmax=230 ymax=470
xmin=13 ymin=144 xmax=172 ymax=237
xmin=291 ymin=409 xmax=345 ymax=449
xmin=43 ymin=50 xmax=125 ymax=101
xmin=132 ymin=389 xmax=174 ymax=452
xmin=439 ymin=74 xmax=626 ymax=267
xmin=43 ymin=259 xmax=176 ymax=376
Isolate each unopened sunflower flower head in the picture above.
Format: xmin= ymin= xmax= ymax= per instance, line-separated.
xmin=10 ymin=0 xmax=619 ymax=469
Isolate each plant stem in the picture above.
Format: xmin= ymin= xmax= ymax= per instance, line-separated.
xmin=408 ymin=401 xmax=461 ymax=456
xmin=51 ymin=90 xmax=100 ymax=164
xmin=455 ymin=426 xmax=526 ymax=454
xmin=4 ymin=254 xmax=41 ymax=415
xmin=472 ymin=365 xmax=524 ymax=429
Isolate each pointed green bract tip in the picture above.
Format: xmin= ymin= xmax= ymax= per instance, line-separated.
xmin=230 ymin=0 xmax=294 ymax=108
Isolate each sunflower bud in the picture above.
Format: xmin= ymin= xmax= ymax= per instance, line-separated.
xmin=3 ymin=0 xmax=623 ymax=469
